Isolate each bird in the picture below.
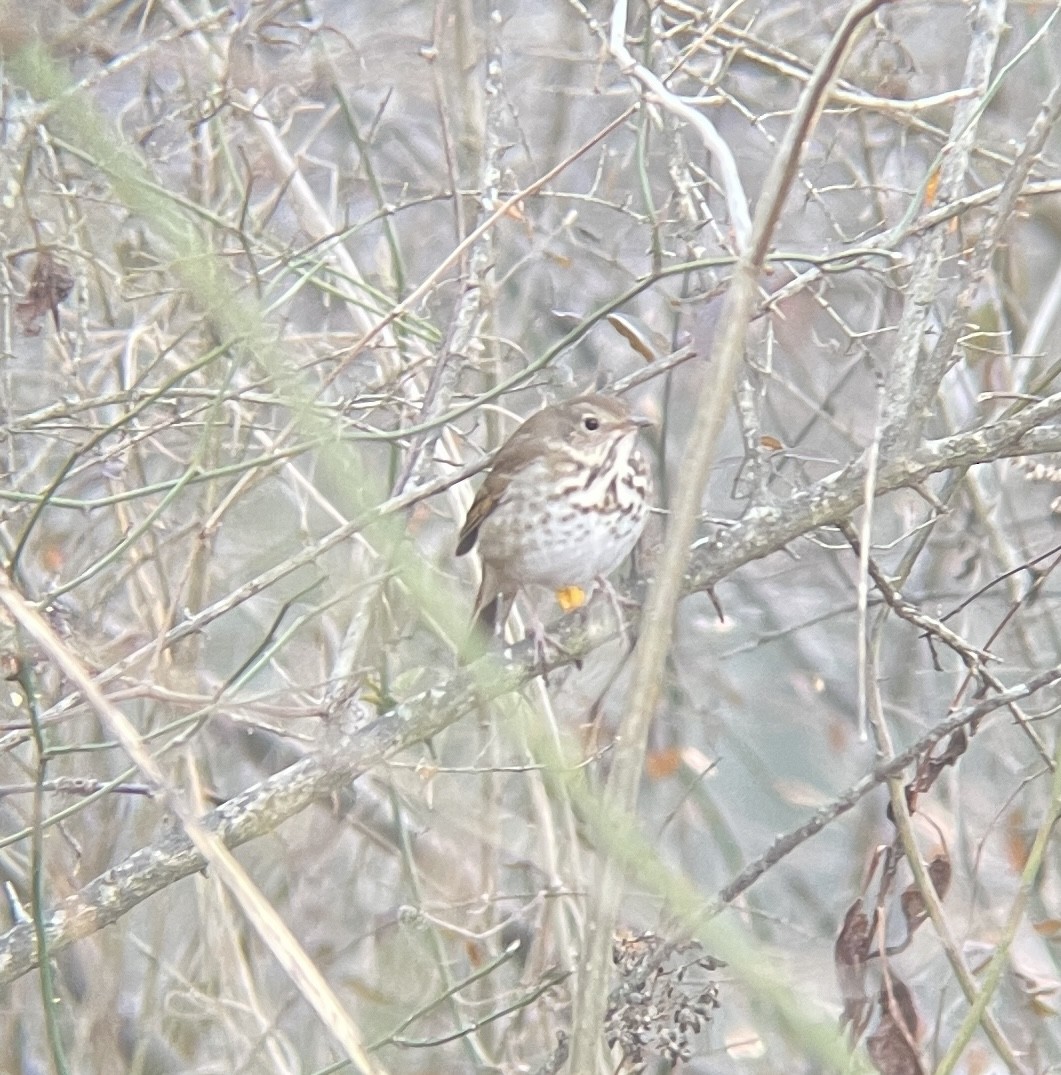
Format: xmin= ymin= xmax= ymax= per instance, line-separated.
xmin=456 ymin=393 xmax=653 ymax=637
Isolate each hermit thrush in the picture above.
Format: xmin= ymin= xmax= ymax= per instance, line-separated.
xmin=456 ymin=394 xmax=653 ymax=634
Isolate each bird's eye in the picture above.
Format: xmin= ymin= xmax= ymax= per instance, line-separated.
xmin=582 ymin=414 xmax=600 ymax=431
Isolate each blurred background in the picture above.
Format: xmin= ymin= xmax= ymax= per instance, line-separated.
xmin=1 ymin=1 xmax=1060 ymax=1072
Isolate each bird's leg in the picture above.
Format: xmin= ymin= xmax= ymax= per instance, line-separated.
xmin=592 ymin=574 xmax=635 ymax=649
xmin=523 ymin=606 xmax=554 ymax=681
xmin=514 ymin=593 xmax=586 ymax=679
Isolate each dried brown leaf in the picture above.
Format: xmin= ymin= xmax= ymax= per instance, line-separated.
xmin=904 ymin=730 xmax=968 ymax=810
xmin=645 ymin=748 xmax=682 ymax=780
xmin=1005 ymin=808 xmax=1031 ymax=872
xmin=836 ymin=898 xmax=872 ymax=1033
xmin=606 ymin=313 xmax=659 ymax=363
xmin=900 ymin=852 xmax=952 ymax=935
xmin=15 ymin=252 xmax=74 ymax=335
xmin=867 ymin=1018 xmax=924 ymax=1075
xmin=867 ymin=978 xmax=923 ymax=1075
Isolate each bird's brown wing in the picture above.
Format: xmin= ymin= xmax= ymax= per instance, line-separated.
xmin=455 ymin=415 xmax=557 ymax=556
xmin=456 ymin=474 xmax=502 ymax=556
